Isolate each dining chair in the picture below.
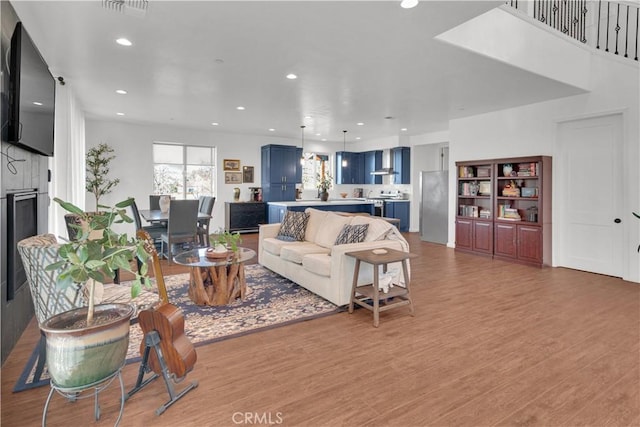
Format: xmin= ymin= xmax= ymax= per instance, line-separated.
xmin=160 ymin=199 xmax=199 ymax=264
xmin=197 ymin=196 xmax=216 ymax=246
xmin=130 ymin=198 xmax=167 ymax=247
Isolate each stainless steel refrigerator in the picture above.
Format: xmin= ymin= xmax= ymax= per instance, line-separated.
xmin=420 ymin=170 xmax=449 ymax=245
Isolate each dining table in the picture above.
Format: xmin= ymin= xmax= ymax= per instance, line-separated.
xmin=139 ymin=209 xmax=211 ymax=223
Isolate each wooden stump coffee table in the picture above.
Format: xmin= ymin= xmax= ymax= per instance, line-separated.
xmin=173 ymin=247 xmax=256 ymax=306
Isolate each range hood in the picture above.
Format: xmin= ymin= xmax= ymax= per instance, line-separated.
xmin=370 ymin=167 xmax=394 ymax=175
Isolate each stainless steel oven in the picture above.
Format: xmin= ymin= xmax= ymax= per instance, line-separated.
xmin=366 ymin=199 xmax=384 ymax=217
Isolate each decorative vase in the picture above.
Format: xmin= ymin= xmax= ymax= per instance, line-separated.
xmin=40 ymin=303 xmax=133 ymax=389
xmin=159 ymin=195 xmax=170 ymax=213
xmin=320 ymin=191 xmax=329 ymax=202
xmin=233 ymin=187 xmax=240 ymax=202
xmin=502 ymin=164 xmax=513 ymax=177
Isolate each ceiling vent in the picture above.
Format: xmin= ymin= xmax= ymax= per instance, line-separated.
xmin=103 ymin=0 xmax=149 ymax=17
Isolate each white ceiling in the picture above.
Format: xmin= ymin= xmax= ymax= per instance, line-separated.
xmin=10 ymin=0 xmax=585 ymax=144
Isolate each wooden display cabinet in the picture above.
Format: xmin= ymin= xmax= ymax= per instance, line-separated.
xmin=456 ymin=156 xmax=551 ymax=267
xmin=455 ymin=161 xmax=493 ymax=256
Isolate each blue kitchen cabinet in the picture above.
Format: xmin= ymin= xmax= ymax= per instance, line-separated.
xmin=391 ymin=146 xmax=411 ymax=184
xmin=384 ymin=200 xmax=410 ymax=232
xmin=336 ymin=152 xmax=364 ymax=184
xmin=363 ymin=150 xmax=383 ymax=184
xmin=261 ymin=145 xmax=297 ymax=202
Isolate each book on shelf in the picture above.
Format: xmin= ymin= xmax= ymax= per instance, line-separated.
xmin=458 ymin=204 xmax=479 ymax=217
xmin=476 ymin=167 xmax=491 ymax=177
xmin=458 ymin=166 xmax=474 ymax=178
xmin=516 ymin=162 xmax=537 ymax=177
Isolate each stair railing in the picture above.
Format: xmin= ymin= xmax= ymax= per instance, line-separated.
xmin=507 ymin=0 xmax=639 ymax=62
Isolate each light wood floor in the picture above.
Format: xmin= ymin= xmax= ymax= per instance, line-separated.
xmin=2 ymin=233 xmax=639 ymax=427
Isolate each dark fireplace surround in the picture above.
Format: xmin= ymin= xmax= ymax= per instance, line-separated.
xmin=7 ymin=189 xmax=38 ymax=301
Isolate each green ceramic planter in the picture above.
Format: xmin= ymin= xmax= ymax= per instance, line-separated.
xmin=41 ymin=303 xmax=133 ymax=389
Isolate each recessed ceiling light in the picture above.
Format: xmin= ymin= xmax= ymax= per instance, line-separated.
xmin=357 ymin=122 xmax=364 ymax=126
xmin=32 ymin=101 xmax=43 ymax=106
xmin=211 ymin=122 xmax=219 ymax=126
xmin=321 ymin=138 xmax=327 ymax=141
xmin=355 ymin=137 xmax=361 ymax=140
xmin=115 ymin=89 xmax=127 ymax=95
xmin=236 ymin=106 xmax=245 ymax=110
xmin=116 ymin=112 xmax=125 ymax=116
xmin=401 ymin=128 xmax=408 ymax=131
xmin=286 ymin=73 xmax=297 ymax=80
xmin=116 ymin=38 xmax=132 ymax=46
xmin=268 ymin=128 xmax=275 ymax=132
xmin=315 ymin=133 xmax=321 ymax=136
xmin=400 ymin=0 xmax=419 ymax=9
xmin=304 ymin=115 xmax=312 ymax=119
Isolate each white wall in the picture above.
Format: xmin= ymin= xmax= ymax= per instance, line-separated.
xmin=448 ymin=52 xmax=639 ymax=283
xmin=85 ymin=119 xmax=302 ymax=234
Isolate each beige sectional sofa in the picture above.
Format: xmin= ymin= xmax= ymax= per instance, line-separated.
xmin=258 ymin=208 xmax=410 ymax=306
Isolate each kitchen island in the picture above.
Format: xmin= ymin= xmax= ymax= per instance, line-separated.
xmin=267 ymin=200 xmax=374 ymax=223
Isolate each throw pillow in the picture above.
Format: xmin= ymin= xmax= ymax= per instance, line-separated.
xmin=334 ymin=224 xmax=369 ymax=245
xmin=276 ymin=211 xmax=309 ymax=242
xmin=350 ymin=216 xmax=393 ymax=241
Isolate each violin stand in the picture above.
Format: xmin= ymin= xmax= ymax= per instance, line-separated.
xmin=125 ymin=330 xmax=198 ymax=415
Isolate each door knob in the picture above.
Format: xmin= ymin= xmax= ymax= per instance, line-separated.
xmin=614 ymin=218 xmax=621 ymax=223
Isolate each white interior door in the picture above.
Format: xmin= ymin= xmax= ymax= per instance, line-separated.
xmin=557 ymin=114 xmax=623 ymax=277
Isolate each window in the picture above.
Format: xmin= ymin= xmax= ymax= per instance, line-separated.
xmin=301 ymin=153 xmax=331 ymax=191
xmin=153 ymin=143 xmax=216 ymax=199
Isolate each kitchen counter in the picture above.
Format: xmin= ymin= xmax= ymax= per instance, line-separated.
xmin=267 ymin=200 xmax=374 ymax=223
xmin=269 ymin=199 xmax=373 ymax=207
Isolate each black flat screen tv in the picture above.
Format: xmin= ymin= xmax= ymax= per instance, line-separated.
xmin=8 ymin=22 xmax=55 ymax=157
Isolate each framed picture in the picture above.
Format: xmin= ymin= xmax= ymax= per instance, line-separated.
xmin=243 ymin=166 xmax=254 ymax=183
xmin=479 ymin=181 xmax=491 ymax=195
xmin=224 ymin=171 xmax=243 ymax=184
xmin=223 ymin=159 xmax=241 ymax=171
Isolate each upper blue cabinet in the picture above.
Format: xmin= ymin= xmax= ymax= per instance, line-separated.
xmin=261 ymin=144 xmax=297 ymax=201
xmin=392 ymin=147 xmax=411 ymax=184
xmin=336 ymin=152 xmax=364 ymax=184
xmin=336 ymin=150 xmax=382 ymax=185
xmin=363 ymin=150 xmax=383 ymax=185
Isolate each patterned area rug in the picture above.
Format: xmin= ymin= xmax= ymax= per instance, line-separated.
xmin=14 ymin=264 xmax=340 ymax=392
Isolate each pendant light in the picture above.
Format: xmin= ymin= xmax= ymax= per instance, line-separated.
xmin=300 ymin=125 xmax=306 ymax=165
xmin=342 ymin=130 xmax=348 ymax=167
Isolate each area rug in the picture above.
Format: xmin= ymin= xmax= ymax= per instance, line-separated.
xmin=14 ymin=264 xmax=341 ymax=392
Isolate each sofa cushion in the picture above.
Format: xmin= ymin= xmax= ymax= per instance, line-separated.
xmin=350 ymin=216 xmax=393 ymax=241
xmin=302 ymin=253 xmax=332 ymax=277
xmin=314 ymin=213 xmax=353 ymax=249
xmin=276 ymin=211 xmax=309 ymax=241
xmin=304 ymin=208 xmax=329 ymax=242
xmin=263 ymin=237 xmax=304 ymax=256
xmin=280 ymin=243 xmax=331 ymax=264
xmin=335 ymin=224 xmax=369 ymax=245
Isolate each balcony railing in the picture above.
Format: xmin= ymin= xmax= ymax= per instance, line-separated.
xmin=508 ymin=0 xmax=639 ymax=62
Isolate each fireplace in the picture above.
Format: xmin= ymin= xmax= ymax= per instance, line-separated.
xmin=7 ymin=189 xmax=38 ymax=301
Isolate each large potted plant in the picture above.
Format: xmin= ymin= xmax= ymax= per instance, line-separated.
xmin=86 ymin=143 xmax=120 ymax=212
xmin=43 ymin=197 xmax=151 ymax=389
